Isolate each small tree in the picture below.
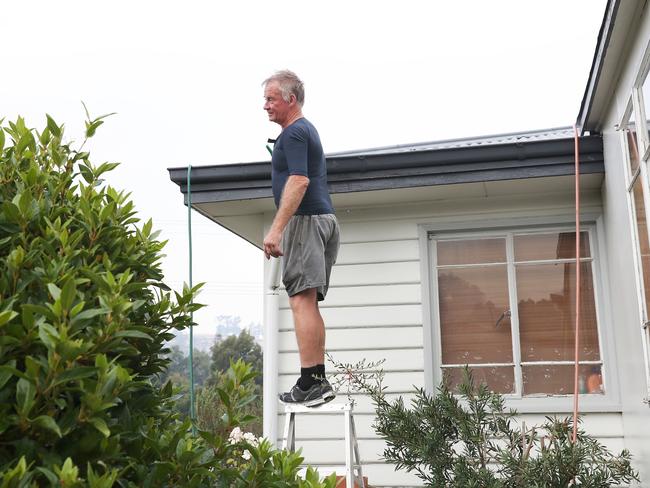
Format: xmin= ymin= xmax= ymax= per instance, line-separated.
xmin=210 ymin=329 xmax=263 ymax=385
xmin=328 ymin=356 xmax=640 ymax=488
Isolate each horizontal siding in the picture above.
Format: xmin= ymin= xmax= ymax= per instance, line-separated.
xmin=274 ymin=217 xmax=427 ymax=487
xmin=338 ymin=220 xmax=419 ymax=243
xmin=279 ymin=304 xmax=422 ymax=331
xmin=279 ymin=326 xmax=423 ymax=351
xmin=278 ymin=370 xmax=424 ymax=392
xmin=279 ymin=349 xmax=423 ymax=376
xmin=335 ymin=239 xmax=419 ymax=265
xmin=279 ymin=284 xmax=422 ymax=309
xmin=330 ymin=261 xmax=421 ymax=287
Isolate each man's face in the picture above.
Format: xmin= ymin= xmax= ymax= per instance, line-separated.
xmin=264 ymin=81 xmax=291 ymax=126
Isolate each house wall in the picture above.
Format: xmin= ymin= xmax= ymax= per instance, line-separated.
xmin=266 ymin=187 xmax=626 ymax=487
xmin=598 ymin=2 xmax=650 ymax=482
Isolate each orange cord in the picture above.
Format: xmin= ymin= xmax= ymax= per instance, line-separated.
xmin=572 ymin=125 xmax=581 ymax=444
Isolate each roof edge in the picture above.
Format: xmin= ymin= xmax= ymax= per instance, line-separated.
xmin=576 ymin=0 xmax=622 ymax=133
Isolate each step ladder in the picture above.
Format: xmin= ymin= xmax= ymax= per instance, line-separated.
xmin=281 ymin=402 xmax=364 ymax=488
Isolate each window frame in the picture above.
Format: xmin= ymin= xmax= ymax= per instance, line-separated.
xmin=632 ymin=35 xmax=650 ymax=162
xmin=419 ymin=217 xmax=621 ymax=413
xmin=618 ymin=93 xmax=650 ymax=402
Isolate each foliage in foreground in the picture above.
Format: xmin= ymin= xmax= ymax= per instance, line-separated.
xmin=329 ymin=356 xmax=640 ymax=488
xmin=0 ymin=115 xmax=334 ymax=487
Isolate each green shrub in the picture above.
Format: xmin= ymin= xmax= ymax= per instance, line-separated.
xmin=329 ymin=357 xmax=640 ymax=488
xmin=0 ymin=115 xmax=336 ymax=487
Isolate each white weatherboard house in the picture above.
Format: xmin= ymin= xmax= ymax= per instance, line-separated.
xmin=170 ymin=1 xmax=650 ymax=485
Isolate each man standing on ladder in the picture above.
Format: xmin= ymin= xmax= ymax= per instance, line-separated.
xmin=262 ymin=70 xmax=339 ymax=407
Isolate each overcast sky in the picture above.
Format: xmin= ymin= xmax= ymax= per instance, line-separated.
xmin=2 ymin=0 xmax=606 ymax=337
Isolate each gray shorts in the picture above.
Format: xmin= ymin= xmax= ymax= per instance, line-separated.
xmin=281 ymin=214 xmax=340 ymax=301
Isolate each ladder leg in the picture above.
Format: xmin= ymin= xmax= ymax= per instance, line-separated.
xmin=289 ymin=412 xmax=296 ymax=451
xmin=344 ymin=410 xmax=353 ymax=488
xmin=350 ymin=414 xmax=364 ymax=487
xmin=281 ymin=411 xmax=291 ymax=450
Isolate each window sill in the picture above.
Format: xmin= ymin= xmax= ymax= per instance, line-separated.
xmin=502 ymin=396 xmax=621 ymax=414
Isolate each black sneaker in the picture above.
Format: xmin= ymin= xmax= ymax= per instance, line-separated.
xmin=278 ymin=379 xmax=335 ymax=407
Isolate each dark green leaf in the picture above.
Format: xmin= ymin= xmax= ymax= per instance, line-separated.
xmin=33 ymin=415 xmax=62 ymax=437
xmin=15 ymin=131 xmax=35 ymax=155
xmin=215 ymin=387 xmax=230 ymax=408
xmin=47 ymin=283 xmax=61 ymax=301
xmin=0 ymin=310 xmax=18 ymax=327
xmin=38 ymin=323 xmax=58 ymax=350
xmin=54 ymin=366 xmax=97 ymax=386
xmin=79 ymin=164 xmax=94 ymax=184
xmin=88 ymin=417 xmax=110 ymax=437
xmin=0 ymin=360 xmax=16 ymax=389
xmin=114 ymin=330 xmax=153 ymax=341
xmin=16 ymin=378 xmax=36 ymax=415
xmin=85 ymin=120 xmax=104 ymax=138
xmin=70 ymin=307 xmax=106 ymax=323
xmin=2 ymin=202 xmax=21 ymax=223
xmin=46 ymin=114 xmax=61 ymax=138
xmin=60 ymin=278 xmax=76 ymax=311
xmin=35 ymin=467 xmax=58 ymax=484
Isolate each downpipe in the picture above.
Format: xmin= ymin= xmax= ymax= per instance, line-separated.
xmin=263 ymin=256 xmax=282 ymax=446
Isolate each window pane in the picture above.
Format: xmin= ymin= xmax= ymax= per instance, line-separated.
xmin=626 ymin=98 xmax=640 ymax=174
xmin=437 ymin=238 xmax=506 ymax=265
xmin=522 ymin=364 xmax=603 ymax=395
xmin=642 ymin=77 xmax=650 ymax=154
xmin=438 ymin=266 xmax=513 ymax=363
xmin=517 ymin=262 xmax=600 ymax=361
xmin=514 ymin=232 xmax=590 ymax=261
xmin=632 ymin=176 xmax=650 ymax=317
xmin=443 ymin=366 xmax=515 ymax=394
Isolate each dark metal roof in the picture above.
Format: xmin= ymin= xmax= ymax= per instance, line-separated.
xmin=327 ymin=127 xmax=578 ymax=156
xmin=168 ymin=128 xmax=604 ymax=205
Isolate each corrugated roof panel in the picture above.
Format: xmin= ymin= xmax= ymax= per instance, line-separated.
xmin=327 ymin=127 xmax=576 ymax=157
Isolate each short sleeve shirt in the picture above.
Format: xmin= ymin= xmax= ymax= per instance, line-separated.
xmin=271 ymin=118 xmax=334 ymax=215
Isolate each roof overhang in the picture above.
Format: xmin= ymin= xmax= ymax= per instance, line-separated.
xmin=577 ymin=0 xmax=646 ymax=133
xmin=168 ymin=131 xmax=604 ymax=248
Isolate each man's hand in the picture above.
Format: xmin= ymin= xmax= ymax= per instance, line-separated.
xmin=263 ymin=175 xmax=309 ymax=260
xmin=263 ymin=228 xmax=284 ymax=259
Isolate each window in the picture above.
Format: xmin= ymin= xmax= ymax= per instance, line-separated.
xmin=621 ymin=94 xmax=650 ymax=397
xmin=641 ymin=72 xmax=650 ymax=160
xmin=432 ymin=229 xmax=604 ymax=398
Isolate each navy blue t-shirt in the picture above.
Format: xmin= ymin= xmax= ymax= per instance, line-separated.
xmin=271 ymin=118 xmax=334 ymax=215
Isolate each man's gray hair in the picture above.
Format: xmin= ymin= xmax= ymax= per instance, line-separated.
xmin=263 ymin=70 xmax=305 ymax=107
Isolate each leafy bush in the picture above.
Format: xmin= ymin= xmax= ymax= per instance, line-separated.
xmin=203 ymin=329 xmax=264 ymax=435
xmin=0 ymin=115 xmax=335 ymax=487
xmin=329 ymin=356 xmax=640 ymax=488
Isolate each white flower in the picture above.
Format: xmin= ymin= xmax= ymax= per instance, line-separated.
xmin=243 ymin=432 xmax=258 ymax=446
xmin=228 ymin=427 xmax=243 ymax=444
xmin=241 ymin=449 xmax=251 ymax=461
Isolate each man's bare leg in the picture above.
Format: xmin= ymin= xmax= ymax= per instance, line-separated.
xmin=288 ymin=287 xmax=325 ymax=367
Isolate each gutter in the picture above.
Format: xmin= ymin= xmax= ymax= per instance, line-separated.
xmin=168 ymin=135 xmax=604 ymax=205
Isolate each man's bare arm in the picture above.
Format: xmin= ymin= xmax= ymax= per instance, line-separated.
xmin=263 ymin=174 xmax=309 ymax=259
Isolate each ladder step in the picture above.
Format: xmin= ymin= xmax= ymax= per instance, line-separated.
xmin=281 ymin=402 xmax=353 ymax=413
